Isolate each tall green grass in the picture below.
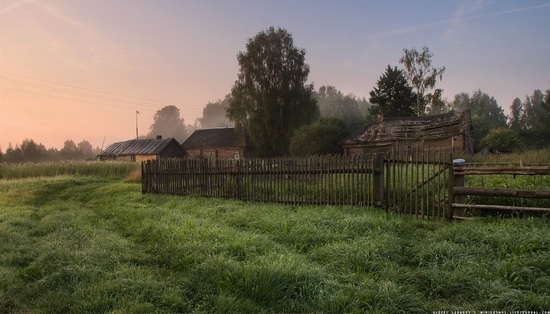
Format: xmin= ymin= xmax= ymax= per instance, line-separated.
xmin=456 ymin=147 xmax=550 ymax=165
xmin=1 ymin=176 xmax=549 ymax=312
xmin=0 ymin=161 xmax=137 ymax=179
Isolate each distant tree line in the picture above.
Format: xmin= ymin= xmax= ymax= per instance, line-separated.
xmin=8 ymin=27 xmax=545 ymax=159
xmin=131 ymin=28 xmax=549 ymax=156
xmin=0 ymin=139 xmax=101 ymax=163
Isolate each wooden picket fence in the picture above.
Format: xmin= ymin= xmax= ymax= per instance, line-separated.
xmin=142 ymin=148 xmax=455 ymax=220
xmin=142 ymin=154 xmax=380 ymax=207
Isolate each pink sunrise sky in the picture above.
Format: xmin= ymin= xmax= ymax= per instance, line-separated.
xmin=1 ymin=0 xmax=549 ymax=150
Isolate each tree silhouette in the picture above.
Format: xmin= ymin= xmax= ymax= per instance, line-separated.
xmin=226 ymin=27 xmax=318 ymax=157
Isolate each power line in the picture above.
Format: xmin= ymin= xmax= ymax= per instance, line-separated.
xmin=0 ymin=71 xmax=206 ymax=116
xmin=0 ymin=86 xmax=157 ymax=112
xmin=0 ymin=70 xmax=191 ymax=105
xmin=0 ymin=77 xmax=162 ymax=108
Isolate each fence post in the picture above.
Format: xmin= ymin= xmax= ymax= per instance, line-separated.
xmin=234 ymin=159 xmax=242 ymax=199
xmin=141 ymin=160 xmax=146 ymax=194
xmin=450 ymin=158 xmax=466 ymax=218
xmin=373 ymin=153 xmax=385 ymax=207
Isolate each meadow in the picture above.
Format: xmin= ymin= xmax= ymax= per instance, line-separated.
xmin=1 ymin=162 xmax=549 ymax=313
xmin=0 ymin=161 xmax=137 ymax=180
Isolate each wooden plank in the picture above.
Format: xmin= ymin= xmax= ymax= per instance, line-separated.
xmin=454 ymin=166 xmax=550 ymax=175
xmin=452 ymin=203 xmax=550 ymax=213
xmin=453 ymin=187 xmax=550 ymax=198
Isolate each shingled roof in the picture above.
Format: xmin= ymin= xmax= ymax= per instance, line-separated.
xmin=340 ymin=110 xmax=472 ymax=145
xmin=100 ymin=138 xmax=184 ymax=157
xmin=182 ymin=128 xmax=253 ymax=149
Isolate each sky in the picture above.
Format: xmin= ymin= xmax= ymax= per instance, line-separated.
xmin=1 ymin=0 xmax=549 ymax=151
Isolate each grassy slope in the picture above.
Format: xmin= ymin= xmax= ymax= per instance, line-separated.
xmin=1 ymin=176 xmax=549 ymax=313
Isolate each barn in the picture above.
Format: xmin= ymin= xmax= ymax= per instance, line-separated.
xmin=182 ymin=127 xmax=255 ymax=159
xmin=99 ymin=137 xmax=186 ymax=162
xmin=340 ymin=110 xmax=473 ymax=156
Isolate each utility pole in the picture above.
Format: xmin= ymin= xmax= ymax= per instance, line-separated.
xmin=136 ymin=110 xmax=140 ymax=140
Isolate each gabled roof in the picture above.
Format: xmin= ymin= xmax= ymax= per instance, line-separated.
xmin=340 ymin=110 xmax=471 ymax=145
xmin=182 ymin=128 xmax=254 ymax=149
xmin=100 ymin=138 xmax=184 ymax=157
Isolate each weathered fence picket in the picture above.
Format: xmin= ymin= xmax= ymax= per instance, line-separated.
xmin=142 ymin=151 xmax=455 ymax=220
xmin=142 ymin=154 xmax=381 ymax=208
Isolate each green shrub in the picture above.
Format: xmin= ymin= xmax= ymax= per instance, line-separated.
xmin=480 ymin=128 xmax=524 ymax=151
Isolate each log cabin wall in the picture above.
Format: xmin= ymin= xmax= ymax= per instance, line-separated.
xmin=341 ymin=110 xmax=473 ymax=158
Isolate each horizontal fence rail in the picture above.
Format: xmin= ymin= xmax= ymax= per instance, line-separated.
xmin=142 ymin=155 xmax=378 ymax=207
xmin=451 ymin=164 xmax=550 ymax=215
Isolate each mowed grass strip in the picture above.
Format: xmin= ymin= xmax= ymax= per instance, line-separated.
xmin=1 ymin=176 xmax=549 ymax=313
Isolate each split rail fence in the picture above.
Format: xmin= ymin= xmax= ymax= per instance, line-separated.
xmin=451 ymin=164 xmax=550 ymax=215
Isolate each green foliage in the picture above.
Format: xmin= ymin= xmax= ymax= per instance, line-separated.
xmin=0 ymin=161 xmax=136 ymax=179
xmin=196 ymin=94 xmax=233 ymax=129
xmin=314 ymin=85 xmax=369 ymax=131
xmin=1 ymin=175 xmax=549 ymax=312
xmin=480 ymin=128 xmax=524 ymax=151
xmin=3 ymin=139 xmax=100 ymax=163
xmin=451 ymin=90 xmax=508 ymax=150
xmin=516 ymin=89 xmax=550 ymax=149
xmin=456 ymin=148 xmax=550 ymax=164
xmin=148 ymin=105 xmax=187 ymax=143
xmin=399 ymin=46 xmax=446 ymax=116
xmin=465 ymin=173 xmax=550 ymax=211
xmin=289 ymin=117 xmax=349 ymax=156
xmin=509 ymin=97 xmax=523 ymax=131
xmin=369 ymin=65 xmax=416 ymax=117
xmin=227 ymin=27 xmax=319 ymax=157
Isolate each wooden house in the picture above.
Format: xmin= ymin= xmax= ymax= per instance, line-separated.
xmin=182 ymin=127 xmax=255 ymax=159
xmin=99 ymin=137 xmax=186 ymax=162
xmin=340 ymin=110 xmax=473 ymax=156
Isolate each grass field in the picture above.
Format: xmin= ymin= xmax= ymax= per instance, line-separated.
xmin=0 ymin=161 xmax=137 ymax=180
xmin=1 ymin=171 xmax=549 ymax=313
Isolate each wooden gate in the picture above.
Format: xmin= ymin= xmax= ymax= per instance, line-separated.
xmin=383 ymin=145 xmax=452 ymax=219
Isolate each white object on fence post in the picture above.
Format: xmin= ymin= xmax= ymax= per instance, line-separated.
xmin=452 ymin=158 xmax=466 ymax=218
xmin=453 ymin=159 xmax=465 ymax=166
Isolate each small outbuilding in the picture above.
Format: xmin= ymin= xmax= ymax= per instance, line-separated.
xmin=182 ymin=127 xmax=255 ymax=159
xmin=340 ymin=110 xmax=473 ymax=156
xmin=99 ymin=137 xmax=186 ymax=162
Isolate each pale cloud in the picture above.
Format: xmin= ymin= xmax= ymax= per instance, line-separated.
xmin=367 ymin=20 xmax=448 ymax=40
xmin=1 ymin=0 xmax=101 ymax=71
xmin=441 ymin=2 xmax=550 ymax=41
xmin=441 ymin=0 xmax=486 ymax=40
xmin=0 ymin=0 xmax=35 ymax=16
xmin=35 ymin=2 xmax=156 ymax=72
xmin=367 ymin=2 xmax=550 ymax=41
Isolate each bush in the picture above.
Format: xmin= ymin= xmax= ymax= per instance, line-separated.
xmin=289 ymin=117 xmax=349 ymax=156
xmin=480 ymin=128 xmax=524 ymax=152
